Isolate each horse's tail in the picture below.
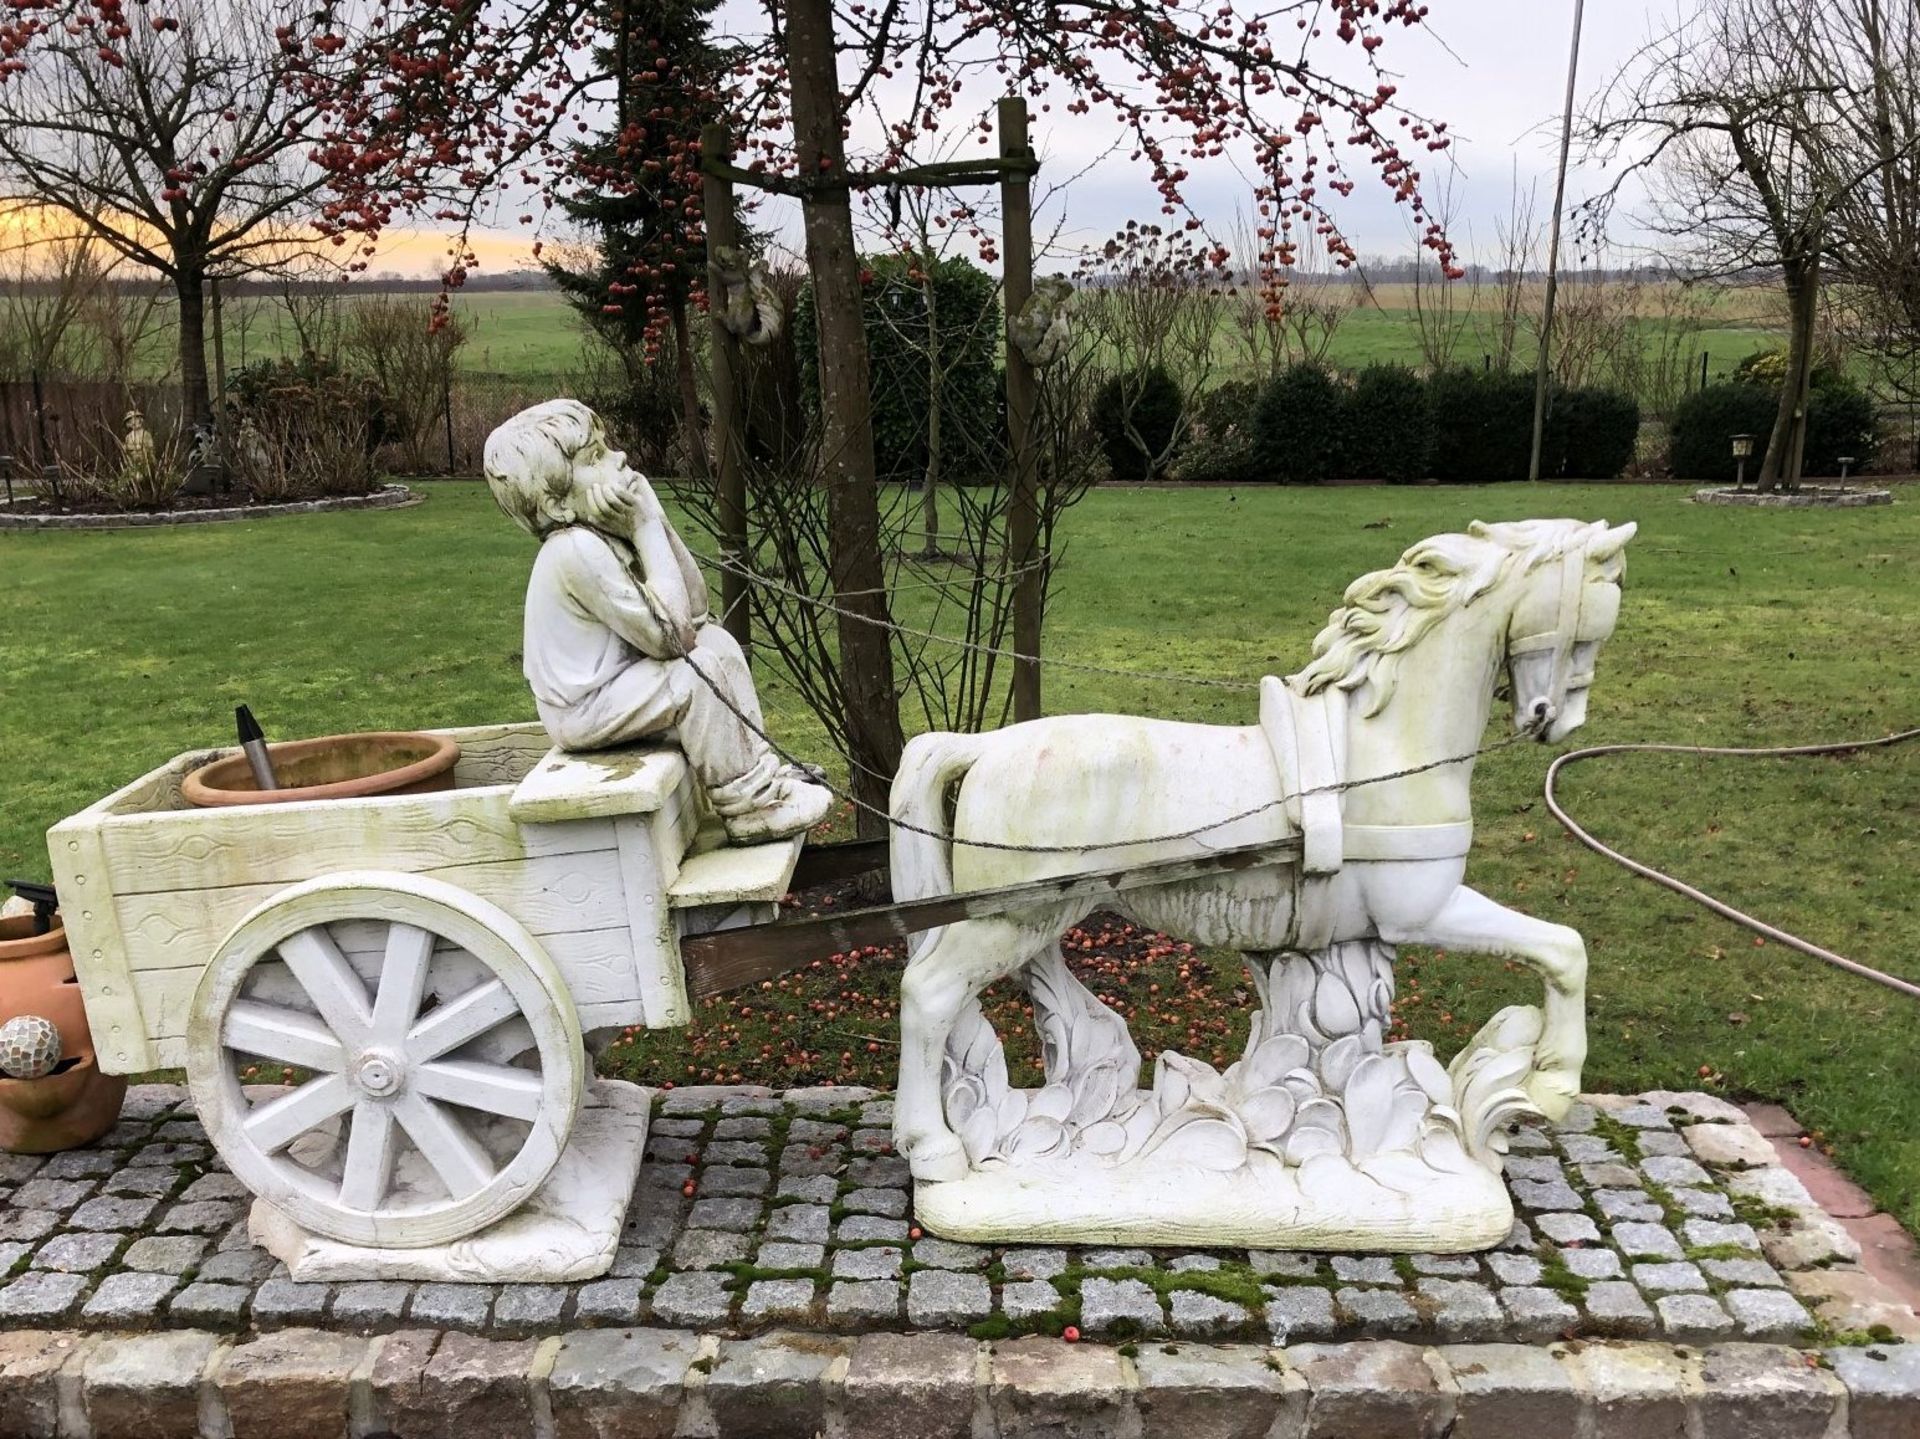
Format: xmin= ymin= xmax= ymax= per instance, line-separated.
xmin=890 ymin=730 xmax=987 ymax=957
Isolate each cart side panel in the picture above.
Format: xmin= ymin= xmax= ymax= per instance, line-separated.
xmin=611 ymin=815 xmax=688 ymax=1028
xmin=49 ymin=809 xmax=154 ymax=1075
xmin=95 ymin=788 xmax=616 ymax=897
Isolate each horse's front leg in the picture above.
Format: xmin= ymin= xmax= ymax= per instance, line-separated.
xmin=1379 ymin=883 xmax=1588 ymax=1121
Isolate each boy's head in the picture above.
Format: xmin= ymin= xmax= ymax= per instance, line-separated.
xmin=485 ymin=399 xmax=622 ymax=538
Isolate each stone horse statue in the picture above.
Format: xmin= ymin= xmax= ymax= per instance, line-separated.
xmin=888 ymin=517 xmax=1636 ymax=1250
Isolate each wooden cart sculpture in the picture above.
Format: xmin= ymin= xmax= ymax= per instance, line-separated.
xmin=48 ymin=722 xmax=806 ymax=1253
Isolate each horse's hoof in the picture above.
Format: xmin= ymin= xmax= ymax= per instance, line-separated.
xmin=905 ymin=1135 xmax=970 ymax=1184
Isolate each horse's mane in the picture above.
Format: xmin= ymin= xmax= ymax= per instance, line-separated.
xmin=1291 ymin=518 xmax=1604 ymax=716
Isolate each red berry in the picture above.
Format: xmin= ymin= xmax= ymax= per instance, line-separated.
xmin=909 ymin=1226 xmax=923 ymax=1241
xmin=1062 ymin=1325 xmax=1081 ymax=1343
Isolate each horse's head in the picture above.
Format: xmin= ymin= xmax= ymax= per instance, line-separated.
xmin=1496 ymin=519 xmax=1636 ymax=743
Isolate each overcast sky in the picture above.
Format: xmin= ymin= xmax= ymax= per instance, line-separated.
xmin=379 ymin=0 xmax=1690 ymax=278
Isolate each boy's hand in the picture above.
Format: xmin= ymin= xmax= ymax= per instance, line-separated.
xmin=582 ymin=476 xmax=637 ymax=533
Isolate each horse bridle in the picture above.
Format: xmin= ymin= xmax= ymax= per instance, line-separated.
xmin=1506 ymin=545 xmax=1590 ymax=732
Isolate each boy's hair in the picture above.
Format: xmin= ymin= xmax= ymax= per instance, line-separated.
xmin=484 ymin=399 xmax=607 ymax=538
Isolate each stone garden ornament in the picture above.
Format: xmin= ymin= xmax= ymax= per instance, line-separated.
xmin=891 ymin=518 xmax=1636 ymax=1251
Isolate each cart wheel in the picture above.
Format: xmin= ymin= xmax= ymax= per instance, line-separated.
xmin=186 ymin=872 xmax=584 ymax=1249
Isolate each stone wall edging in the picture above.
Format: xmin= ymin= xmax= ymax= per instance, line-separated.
xmin=1693 ymin=486 xmax=1893 ymax=508
xmin=2 ymin=1324 xmax=1914 ymax=1439
xmin=0 ymin=485 xmax=419 ymax=532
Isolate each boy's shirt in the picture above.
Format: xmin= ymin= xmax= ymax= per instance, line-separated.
xmin=523 ymin=526 xmax=679 ymax=715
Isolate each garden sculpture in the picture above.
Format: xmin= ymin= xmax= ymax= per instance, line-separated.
xmin=711 ymin=244 xmax=783 ymax=346
xmin=484 ymin=399 xmax=831 ymax=844
xmin=1010 ymin=274 xmax=1074 ymax=368
xmin=889 ymin=518 xmax=1636 ymax=1250
xmin=120 ymin=409 xmax=152 ymax=477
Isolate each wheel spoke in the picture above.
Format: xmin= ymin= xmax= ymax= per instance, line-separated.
xmin=276 ymin=928 xmax=373 ymax=1046
xmin=393 ymin=1092 xmax=494 ymax=1199
xmin=370 ymin=923 xmax=436 ymax=1045
xmin=338 ymin=1100 xmax=397 ymax=1212
xmin=405 ymin=979 xmax=519 ymax=1063
xmin=242 ymin=1074 xmax=355 ymax=1155
xmin=412 ymin=1060 xmax=544 ymax=1121
xmin=223 ymin=1000 xmax=349 ymax=1072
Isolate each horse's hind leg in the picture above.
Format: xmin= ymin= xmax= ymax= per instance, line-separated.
xmin=896 ymin=909 xmax=1067 ymax=1183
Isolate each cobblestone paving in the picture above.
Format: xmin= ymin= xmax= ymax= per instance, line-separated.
xmin=1 ymin=1084 xmax=1914 ymax=1351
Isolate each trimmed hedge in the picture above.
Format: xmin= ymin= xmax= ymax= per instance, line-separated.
xmin=1426 ymin=368 xmax=1539 ymax=482
xmin=1340 ymin=363 xmax=1433 ymax=483
xmin=1091 ymin=364 xmax=1185 ymax=480
xmin=793 ymin=253 xmax=1003 ymax=485
xmin=1251 ymin=363 xmax=1345 ymax=484
xmin=1174 ymin=378 xmax=1262 ymax=484
xmin=1551 ymin=386 xmax=1641 ymax=480
xmin=1669 ymin=376 xmax=1877 ymax=481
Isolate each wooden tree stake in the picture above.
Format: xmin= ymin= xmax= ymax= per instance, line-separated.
xmin=702 ymin=122 xmax=751 ymax=652
xmin=1000 ymin=96 xmax=1042 ymax=722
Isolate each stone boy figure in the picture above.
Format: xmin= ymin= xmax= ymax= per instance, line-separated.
xmin=485 ymin=400 xmax=831 ymax=843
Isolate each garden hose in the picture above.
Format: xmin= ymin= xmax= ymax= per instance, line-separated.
xmin=1543 ymin=729 xmax=1920 ymax=1002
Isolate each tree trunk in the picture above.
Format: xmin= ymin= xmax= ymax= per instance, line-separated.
xmin=670 ymin=296 xmax=710 ymax=483
xmin=1758 ymin=254 xmax=1819 ymax=492
xmin=921 ymin=254 xmax=942 ymax=558
xmin=176 ymin=267 xmax=212 ymax=433
xmin=785 ymin=0 xmax=905 ymax=836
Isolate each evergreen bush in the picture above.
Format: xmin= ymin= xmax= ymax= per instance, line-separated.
xmin=1251 ymin=363 xmax=1345 ymax=484
xmin=1090 ymin=364 xmax=1186 ymax=480
xmin=1173 ymin=378 xmax=1262 ymax=484
xmin=1427 ymin=367 xmax=1537 ymax=482
xmin=1552 ymin=386 xmax=1641 ymax=479
xmin=794 ymin=253 xmax=1003 ymax=485
xmin=1340 ymin=364 xmax=1431 ymax=483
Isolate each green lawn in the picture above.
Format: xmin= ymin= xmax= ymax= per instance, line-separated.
xmin=4 ymin=480 xmax=1917 ymax=1230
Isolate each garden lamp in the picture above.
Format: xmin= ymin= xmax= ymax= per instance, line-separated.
xmin=1731 ymin=433 xmax=1754 ymax=488
xmin=1838 ymin=456 xmax=1856 ymax=485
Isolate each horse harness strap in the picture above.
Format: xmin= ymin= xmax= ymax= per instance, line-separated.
xmin=1260 ymin=677 xmax=1474 ymax=948
xmin=1506 ymin=547 xmax=1587 ymax=717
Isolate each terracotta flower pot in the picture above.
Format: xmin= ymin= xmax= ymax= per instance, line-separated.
xmin=182 ymin=730 xmax=461 ymax=808
xmin=0 ymin=912 xmax=128 ymax=1154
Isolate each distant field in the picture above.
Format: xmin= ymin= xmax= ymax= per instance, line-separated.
xmin=172 ymin=283 xmax=1790 ymax=391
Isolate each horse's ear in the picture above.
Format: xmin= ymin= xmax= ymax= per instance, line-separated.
xmin=1590 ymin=521 xmax=1636 ymax=560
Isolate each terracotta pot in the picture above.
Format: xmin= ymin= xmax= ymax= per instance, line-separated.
xmin=182 ymin=730 xmax=461 ymax=808
xmin=0 ymin=912 xmax=127 ymax=1153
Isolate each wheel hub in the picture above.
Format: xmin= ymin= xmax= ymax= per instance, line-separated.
xmin=351 ymin=1049 xmax=407 ymax=1099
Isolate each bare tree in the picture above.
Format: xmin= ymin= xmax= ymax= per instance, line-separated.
xmin=1583 ymin=0 xmax=1920 ymax=488
xmin=1824 ymin=1 xmax=1920 ymax=405
xmin=0 ymin=0 xmax=394 ymax=428
xmin=0 ymin=210 xmax=111 ymax=468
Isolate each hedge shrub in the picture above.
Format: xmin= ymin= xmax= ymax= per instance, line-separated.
xmin=1173 ymin=378 xmax=1262 ymax=484
xmin=1251 ymin=363 xmax=1345 ymax=484
xmin=1091 ymin=364 xmax=1185 ymax=480
xmin=1426 ymin=368 xmax=1538 ymax=482
xmin=1340 ymin=364 xmax=1432 ymax=483
xmin=793 ymin=253 xmax=1003 ymax=485
xmin=1670 ymin=374 xmax=1877 ymax=480
xmin=1551 ymin=386 xmax=1641 ymax=479
xmin=1804 ymin=374 xmax=1877 ymax=476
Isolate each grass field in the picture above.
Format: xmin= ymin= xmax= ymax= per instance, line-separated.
xmin=196 ymin=283 xmax=1789 ymax=388
xmin=4 ymin=480 xmax=1916 ymax=1231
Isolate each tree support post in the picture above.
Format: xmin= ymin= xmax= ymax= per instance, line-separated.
xmin=1000 ymin=96 xmax=1042 ymax=722
xmin=701 ymin=121 xmax=751 ymax=655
